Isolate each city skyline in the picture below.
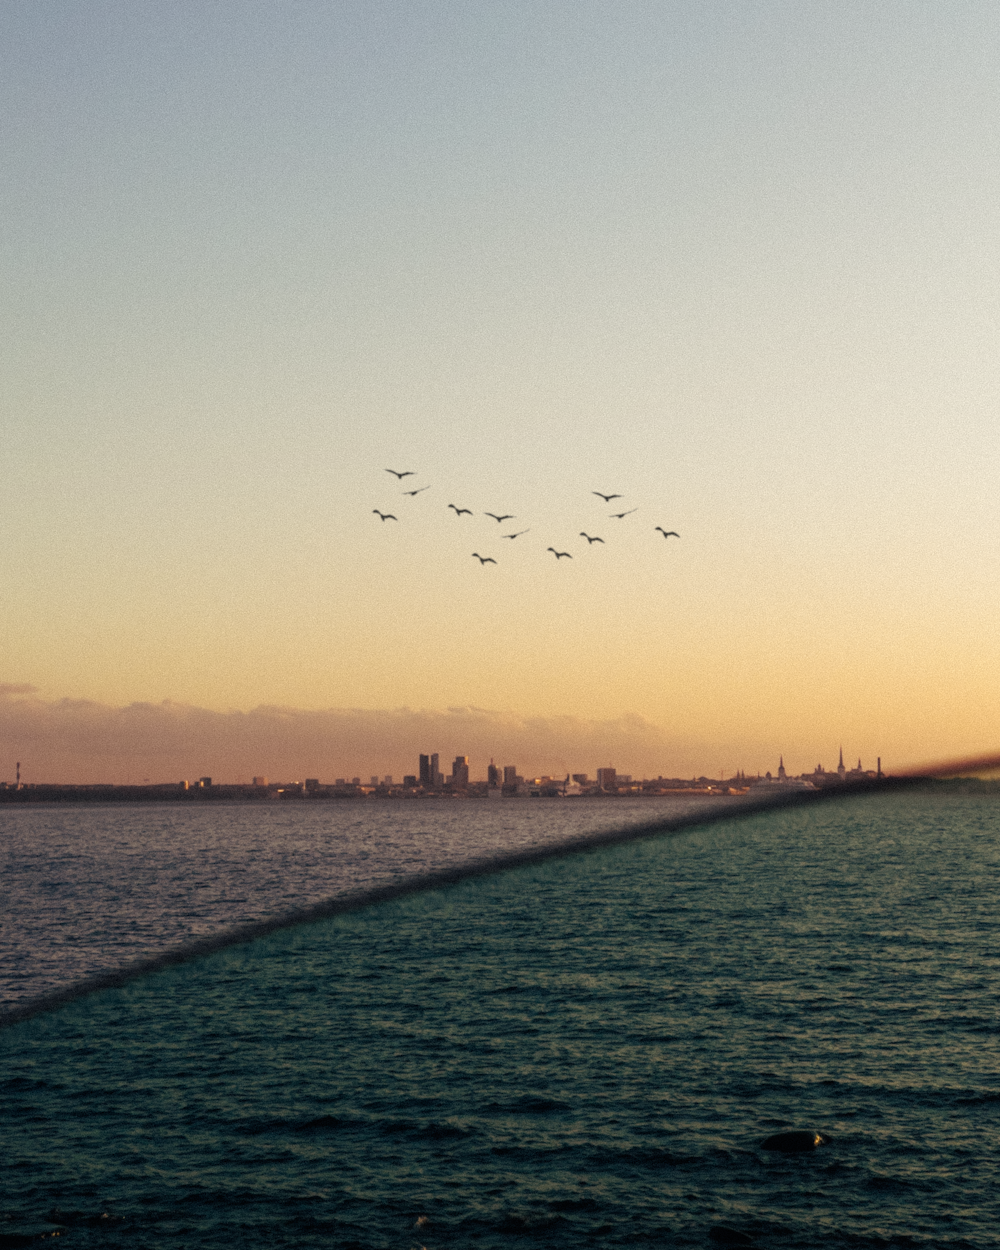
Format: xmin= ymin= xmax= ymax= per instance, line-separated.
xmin=0 ymin=752 xmax=886 ymax=795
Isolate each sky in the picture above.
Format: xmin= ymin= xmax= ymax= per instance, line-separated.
xmin=2 ymin=1 xmax=999 ymax=783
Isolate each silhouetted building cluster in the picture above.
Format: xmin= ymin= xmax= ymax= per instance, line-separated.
xmin=748 ymin=749 xmax=882 ymax=791
xmin=0 ymin=747 xmax=886 ymax=801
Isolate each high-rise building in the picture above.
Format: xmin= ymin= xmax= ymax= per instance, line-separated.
xmin=452 ymin=755 xmax=470 ymax=787
xmin=503 ymin=765 xmax=518 ymax=786
xmin=431 ymin=753 xmax=442 ymax=787
xmin=596 ymin=767 xmax=617 ymax=791
xmin=419 ymin=754 xmax=431 ymax=786
xmin=487 ymin=760 xmax=501 ymax=787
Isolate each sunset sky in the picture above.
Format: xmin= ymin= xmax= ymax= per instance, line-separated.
xmin=2 ymin=2 xmax=999 ymax=783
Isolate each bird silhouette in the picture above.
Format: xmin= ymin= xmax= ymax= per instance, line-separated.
xmin=547 ymin=548 xmax=572 ymax=559
xmin=448 ymin=504 xmax=472 ymax=516
xmin=579 ymin=533 xmax=604 ymax=544
xmin=402 ymin=485 xmax=430 ymax=496
xmin=593 ymin=492 xmax=622 ymax=502
xmin=611 ymin=508 xmax=638 ymax=519
xmin=386 ymin=469 xmax=415 ymax=479
xmin=503 ymin=529 xmax=530 ymax=539
xmin=484 ymin=512 xmax=515 ymax=523
xmin=655 ymin=527 xmax=680 ymax=538
xmin=373 ymin=510 xmax=397 ymax=521
xmin=472 ymin=553 xmax=497 ymax=565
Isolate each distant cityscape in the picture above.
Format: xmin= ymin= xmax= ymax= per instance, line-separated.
xmin=0 ymin=750 xmax=885 ymax=802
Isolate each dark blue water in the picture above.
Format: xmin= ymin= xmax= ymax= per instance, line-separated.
xmin=2 ymin=791 xmax=998 ymax=1247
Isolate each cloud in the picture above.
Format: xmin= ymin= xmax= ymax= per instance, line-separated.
xmin=0 ymin=691 xmax=701 ymax=784
xmin=0 ymin=684 xmax=39 ymax=696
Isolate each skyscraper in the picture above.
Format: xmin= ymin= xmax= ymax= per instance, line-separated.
xmin=419 ymin=754 xmax=431 ymax=787
xmin=452 ymin=755 xmax=470 ymax=787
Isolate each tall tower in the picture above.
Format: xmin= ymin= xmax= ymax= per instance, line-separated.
xmin=837 ymin=748 xmax=846 ymax=781
xmin=778 ymin=756 xmax=787 ymax=780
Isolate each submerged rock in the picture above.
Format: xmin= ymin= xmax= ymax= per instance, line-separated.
xmin=761 ymin=1130 xmax=827 ymax=1152
xmin=0 ymin=1229 xmax=66 ymax=1247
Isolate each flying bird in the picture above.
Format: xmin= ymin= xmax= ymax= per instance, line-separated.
xmin=484 ymin=513 xmax=515 ymax=523
xmin=402 ymin=485 xmax=430 ymax=496
xmin=593 ymin=492 xmax=622 ymax=502
xmin=547 ymin=548 xmax=572 ymax=559
xmin=448 ymin=504 xmax=472 ymax=516
xmin=579 ymin=533 xmax=604 ymax=544
xmin=503 ymin=529 xmax=530 ymax=539
xmin=611 ymin=508 xmax=638 ymax=519
xmin=655 ymin=527 xmax=680 ymax=538
xmin=385 ymin=469 xmax=415 ymax=479
xmin=472 ymin=553 xmax=497 ymax=565
xmin=373 ymin=510 xmax=397 ymax=521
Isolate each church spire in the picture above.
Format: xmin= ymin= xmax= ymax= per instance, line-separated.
xmin=838 ymin=747 xmax=846 ymax=780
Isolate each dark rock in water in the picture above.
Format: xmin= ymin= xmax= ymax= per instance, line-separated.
xmin=709 ymin=1227 xmax=754 ymax=1246
xmin=761 ymin=1129 xmax=826 ymax=1152
xmin=0 ymin=1230 xmax=66 ymax=1248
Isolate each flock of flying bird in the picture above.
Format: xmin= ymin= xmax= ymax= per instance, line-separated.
xmin=373 ymin=469 xmax=679 ymax=565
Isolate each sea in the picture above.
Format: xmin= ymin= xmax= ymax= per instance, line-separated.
xmin=0 ymin=796 xmax=720 ymax=1009
xmin=1 ymin=790 xmax=998 ymax=1248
